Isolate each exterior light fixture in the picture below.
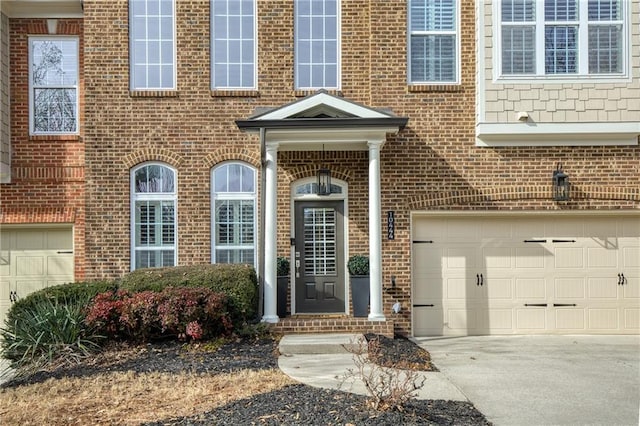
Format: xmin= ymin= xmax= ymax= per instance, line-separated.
xmin=552 ymin=163 xmax=570 ymax=201
xmin=317 ymin=168 xmax=331 ymax=196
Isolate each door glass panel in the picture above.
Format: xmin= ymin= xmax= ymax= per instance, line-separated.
xmin=303 ymin=207 xmax=336 ymax=276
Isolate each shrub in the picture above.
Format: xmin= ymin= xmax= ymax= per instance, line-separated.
xmin=119 ymin=264 xmax=258 ymax=322
xmin=1 ymin=295 xmax=103 ymax=374
xmin=85 ymin=287 xmax=233 ymax=342
xmin=277 ymin=257 xmax=290 ymax=277
xmin=347 ymin=255 xmax=370 ymax=276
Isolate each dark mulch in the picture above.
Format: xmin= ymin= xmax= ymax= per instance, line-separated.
xmin=3 ymin=335 xmax=490 ymax=425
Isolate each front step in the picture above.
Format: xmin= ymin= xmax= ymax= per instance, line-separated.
xmin=271 ymin=317 xmax=394 ymax=337
xmin=278 ymin=333 xmax=367 ymax=355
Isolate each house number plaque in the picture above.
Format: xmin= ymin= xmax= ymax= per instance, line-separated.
xmin=387 ymin=211 xmax=395 ymax=240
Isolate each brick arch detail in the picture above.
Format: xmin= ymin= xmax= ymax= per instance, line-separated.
xmin=202 ymin=148 xmax=261 ymax=169
xmin=122 ymin=149 xmax=185 ymax=169
xmin=408 ymin=185 xmax=640 ymax=210
xmin=284 ymin=165 xmax=352 ymax=184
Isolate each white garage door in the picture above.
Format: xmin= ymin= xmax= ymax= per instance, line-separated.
xmin=412 ymin=215 xmax=639 ymax=336
xmin=0 ymin=228 xmax=74 ymax=326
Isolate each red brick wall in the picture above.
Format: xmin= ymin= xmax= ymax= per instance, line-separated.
xmin=1 ymin=18 xmax=86 ymax=280
xmin=82 ymin=1 xmax=640 ymax=335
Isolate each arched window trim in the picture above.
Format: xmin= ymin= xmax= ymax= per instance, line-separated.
xmin=130 ymin=162 xmax=178 ymax=271
xmin=211 ymin=161 xmax=258 ymax=268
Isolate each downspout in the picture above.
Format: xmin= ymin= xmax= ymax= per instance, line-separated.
xmin=258 ymin=127 xmax=266 ymax=319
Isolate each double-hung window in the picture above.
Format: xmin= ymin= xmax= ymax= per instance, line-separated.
xmin=500 ymin=0 xmax=625 ymax=77
xmin=130 ymin=0 xmax=176 ymax=90
xmin=294 ymin=0 xmax=340 ymax=90
xmin=211 ymin=163 xmax=257 ymax=267
xmin=29 ymin=37 xmax=79 ymax=134
xmin=408 ymin=0 xmax=459 ymax=84
xmin=131 ymin=163 xmax=177 ymax=270
xmin=211 ymin=0 xmax=257 ymax=89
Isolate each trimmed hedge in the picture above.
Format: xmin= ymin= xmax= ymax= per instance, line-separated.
xmin=119 ymin=264 xmax=258 ymax=322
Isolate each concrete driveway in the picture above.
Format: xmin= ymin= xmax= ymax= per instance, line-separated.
xmin=414 ymin=335 xmax=640 ymax=426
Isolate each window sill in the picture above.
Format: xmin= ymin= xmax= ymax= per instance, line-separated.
xmin=408 ymin=84 xmax=463 ymax=93
xmin=130 ymin=90 xmax=179 ymax=98
xmin=211 ymin=90 xmax=260 ymax=97
xmin=293 ymin=89 xmax=343 ymax=97
xmin=29 ymin=134 xmax=81 ymax=142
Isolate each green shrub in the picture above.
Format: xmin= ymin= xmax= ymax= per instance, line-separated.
xmin=277 ymin=257 xmax=290 ymax=277
xmin=1 ymin=295 xmax=103 ymax=373
xmin=120 ymin=264 xmax=258 ymax=322
xmin=348 ymin=255 xmax=370 ymax=276
xmin=85 ymin=287 xmax=233 ymax=342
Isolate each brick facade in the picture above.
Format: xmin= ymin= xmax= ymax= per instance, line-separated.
xmin=4 ymin=1 xmax=638 ymax=336
xmin=1 ymin=18 xmax=86 ymax=280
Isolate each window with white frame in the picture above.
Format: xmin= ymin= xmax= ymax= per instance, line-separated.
xmin=500 ymin=0 xmax=625 ymax=77
xmin=130 ymin=0 xmax=176 ymax=90
xmin=29 ymin=37 xmax=79 ymax=134
xmin=294 ymin=0 xmax=340 ymax=89
xmin=211 ymin=163 xmax=257 ymax=267
xmin=211 ymin=0 xmax=256 ymax=89
xmin=131 ymin=163 xmax=177 ymax=270
xmin=408 ymin=0 xmax=459 ymax=84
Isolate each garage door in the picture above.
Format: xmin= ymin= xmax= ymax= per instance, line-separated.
xmin=412 ymin=215 xmax=639 ymax=336
xmin=0 ymin=228 xmax=74 ymax=326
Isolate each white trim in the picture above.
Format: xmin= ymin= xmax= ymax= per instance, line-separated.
xmin=407 ymin=0 xmax=461 ymax=85
xmin=28 ymin=36 xmax=80 ymax=136
xmin=476 ymin=122 xmax=640 ymax=147
xmin=289 ymin=177 xmax=349 ymax=316
xmin=210 ymin=161 xmax=258 ymax=269
xmin=494 ymin=0 xmax=631 ymax=82
xmin=130 ymin=162 xmax=178 ymax=271
xmin=294 ymin=0 xmax=342 ymax=90
xmin=129 ymin=0 xmax=177 ymax=91
xmin=256 ymin=92 xmax=391 ymax=120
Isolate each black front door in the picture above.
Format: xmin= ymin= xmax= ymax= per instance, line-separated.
xmin=294 ymin=201 xmax=345 ymax=313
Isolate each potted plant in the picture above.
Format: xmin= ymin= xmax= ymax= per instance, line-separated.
xmin=277 ymin=256 xmax=290 ymax=318
xmin=347 ymin=254 xmax=370 ymax=317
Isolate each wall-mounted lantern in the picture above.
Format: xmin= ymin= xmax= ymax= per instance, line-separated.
xmin=552 ymin=163 xmax=570 ymax=201
xmin=317 ymin=168 xmax=331 ymax=196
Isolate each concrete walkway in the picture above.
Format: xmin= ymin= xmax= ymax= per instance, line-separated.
xmin=277 ymin=333 xmax=467 ymax=401
xmin=414 ymin=335 xmax=640 ymax=426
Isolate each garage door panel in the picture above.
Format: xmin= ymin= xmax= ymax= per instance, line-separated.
xmin=481 ymin=220 xmax=512 ymax=238
xmin=554 ymin=277 xmax=585 ymax=299
xmin=446 ymin=278 xmax=469 ymax=299
xmin=47 ymin=229 xmax=73 ymax=249
xmin=17 ymin=279 xmax=47 ymax=296
xmin=413 ymin=308 xmax=444 ymax=336
xmin=516 ymin=278 xmax=546 ymax=299
xmin=622 ymin=276 xmax=639 ymax=299
xmin=513 ymin=219 xmax=546 ymax=237
xmin=16 ymin=255 xmax=44 ymax=276
xmin=587 ymin=247 xmax=618 ymax=268
xmin=445 ymin=247 xmax=478 ymax=269
xmin=623 ymin=309 xmax=639 ymax=330
xmin=621 ymin=219 xmax=640 ymax=237
xmin=515 ymin=247 xmax=546 ymax=268
xmin=483 ymin=247 xmax=512 ymax=268
xmin=16 ymin=230 xmax=45 ymax=250
xmin=447 ymin=308 xmax=474 ymax=331
xmin=548 ymin=219 xmax=584 ymax=238
xmin=554 ymin=247 xmax=584 ymax=268
xmin=588 ymin=277 xmax=618 ymax=299
xmin=623 ymin=247 xmax=639 ymax=268
xmin=48 ymin=255 xmax=74 ymax=276
xmin=516 ymin=308 xmax=546 ymax=329
xmin=554 ymin=308 xmax=585 ymax=330
xmin=476 ymin=309 xmax=513 ymax=331
xmin=412 ymin=245 xmax=441 ymax=274
xmin=485 ymin=278 xmax=513 ymax=299
xmin=589 ymin=309 xmax=619 ymax=330
xmin=413 ymin=278 xmax=441 ymax=301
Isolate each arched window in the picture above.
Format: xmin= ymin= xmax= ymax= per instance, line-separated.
xmin=131 ymin=163 xmax=177 ymax=270
xmin=211 ymin=162 xmax=257 ymax=266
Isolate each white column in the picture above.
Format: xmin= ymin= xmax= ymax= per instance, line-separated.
xmin=262 ymin=143 xmax=279 ymax=323
xmin=367 ymin=140 xmax=385 ymax=321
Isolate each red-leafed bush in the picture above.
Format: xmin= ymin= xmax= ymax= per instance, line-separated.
xmin=85 ymin=287 xmax=233 ymax=342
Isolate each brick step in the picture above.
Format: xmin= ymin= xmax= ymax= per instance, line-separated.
xmin=270 ymin=316 xmax=394 ymax=337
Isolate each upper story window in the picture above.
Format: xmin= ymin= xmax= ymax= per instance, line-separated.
xmin=211 ymin=0 xmax=257 ymax=89
xmin=130 ymin=0 xmax=176 ymax=90
xmin=294 ymin=0 xmax=340 ymax=90
xmin=408 ymin=0 xmax=459 ymax=84
xmin=131 ymin=163 xmax=177 ymax=270
xmin=500 ymin=0 xmax=626 ymax=77
xmin=29 ymin=37 xmax=79 ymax=134
xmin=211 ymin=162 xmax=257 ymax=267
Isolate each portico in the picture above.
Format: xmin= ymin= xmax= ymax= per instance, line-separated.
xmin=236 ymin=91 xmax=408 ymax=323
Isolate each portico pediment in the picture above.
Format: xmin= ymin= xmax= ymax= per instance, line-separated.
xmin=236 ymin=90 xmax=408 ymax=151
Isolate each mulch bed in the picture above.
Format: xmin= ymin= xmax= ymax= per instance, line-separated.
xmin=3 ymin=335 xmax=490 ymax=425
